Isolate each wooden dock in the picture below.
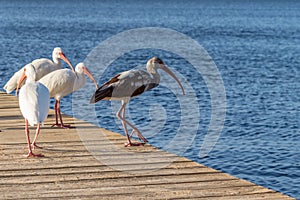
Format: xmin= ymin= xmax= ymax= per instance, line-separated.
xmin=0 ymin=91 xmax=294 ymax=199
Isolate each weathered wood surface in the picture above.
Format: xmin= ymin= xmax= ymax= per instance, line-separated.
xmin=0 ymin=91 xmax=294 ymax=199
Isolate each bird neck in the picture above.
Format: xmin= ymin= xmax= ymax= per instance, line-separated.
xmin=147 ymin=66 xmax=160 ymax=83
xmin=73 ymin=72 xmax=86 ymax=91
xmin=27 ymin=79 xmax=35 ymax=83
xmin=26 ymin=75 xmax=36 ymax=83
xmin=52 ymin=56 xmax=61 ymax=66
xmin=149 ymin=70 xmax=160 ymax=84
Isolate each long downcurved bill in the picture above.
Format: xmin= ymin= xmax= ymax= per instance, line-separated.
xmin=15 ymin=70 xmax=27 ymax=96
xmin=59 ymin=52 xmax=75 ymax=72
xmin=83 ymin=67 xmax=99 ymax=89
xmin=160 ymin=65 xmax=185 ymax=95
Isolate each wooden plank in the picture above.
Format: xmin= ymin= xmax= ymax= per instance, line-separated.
xmin=0 ymin=91 xmax=295 ymax=199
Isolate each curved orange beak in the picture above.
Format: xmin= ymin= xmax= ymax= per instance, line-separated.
xmin=160 ymin=64 xmax=185 ymax=95
xmin=83 ymin=67 xmax=99 ymax=89
xmin=15 ymin=69 xmax=27 ymax=96
xmin=59 ymin=52 xmax=75 ymax=72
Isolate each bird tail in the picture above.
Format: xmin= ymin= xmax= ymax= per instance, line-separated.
xmin=90 ymin=86 xmax=112 ymax=104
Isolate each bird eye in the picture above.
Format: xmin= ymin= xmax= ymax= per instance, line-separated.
xmin=157 ymin=59 xmax=163 ymax=64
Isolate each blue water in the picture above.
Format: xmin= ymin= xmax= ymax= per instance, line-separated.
xmin=0 ymin=0 xmax=299 ymax=198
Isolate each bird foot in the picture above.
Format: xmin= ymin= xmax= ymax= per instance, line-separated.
xmin=124 ymin=142 xmax=146 ymax=147
xmin=129 ymin=130 xmax=148 ymax=143
xmin=31 ymin=143 xmax=43 ymax=150
xmin=138 ymin=137 xmax=148 ymax=143
xmin=25 ymin=152 xmax=44 ymax=158
xmin=51 ymin=123 xmax=71 ymax=129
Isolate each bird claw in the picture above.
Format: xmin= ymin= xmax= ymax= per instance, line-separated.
xmin=138 ymin=137 xmax=148 ymax=143
xmin=51 ymin=123 xmax=71 ymax=129
xmin=25 ymin=152 xmax=44 ymax=158
xmin=31 ymin=143 xmax=43 ymax=150
xmin=124 ymin=142 xmax=146 ymax=147
xmin=129 ymin=130 xmax=148 ymax=143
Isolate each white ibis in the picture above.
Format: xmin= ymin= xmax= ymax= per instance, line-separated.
xmin=90 ymin=57 xmax=185 ymax=147
xmin=39 ymin=62 xmax=98 ymax=128
xmin=4 ymin=47 xmax=74 ymax=94
xmin=16 ymin=64 xmax=50 ymax=157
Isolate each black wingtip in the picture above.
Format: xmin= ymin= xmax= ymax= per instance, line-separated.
xmin=90 ymin=93 xmax=96 ymax=104
xmin=89 ymin=85 xmax=113 ymax=104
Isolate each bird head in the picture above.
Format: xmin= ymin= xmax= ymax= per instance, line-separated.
xmin=15 ymin=64 xmax=36 ymax=96
xmin=52 ymin=47 xmax=75 ymax=72
xmin=146 ymin=57 xmax=164 ymax=72
xmin=147 ymin=57 xmax=185 ymax=95
xmin=75 ymin=63 xmax=99 ymax=89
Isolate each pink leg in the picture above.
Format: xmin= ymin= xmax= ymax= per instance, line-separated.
xmin=24 ymin=119 xmax=44 ymax=158
xmin=128 ymin=129 xmax=146 ymax=142
xmin=51 ymin=100 xmax=59 ymax=127
xmin=116 ymin=103 xmax=132 ymax=146
xmin=52 ymin=100 xmax=71 ymax=129
xmin=121 ymin=108 xmax=135 ymax=139
xmin=31 ymin=123 xmax=43 ymax=150
xmin=117 ymin=101 xmax=147 ymax=147
xmin=121 ymin=104 xmax=147 ymax=143
xmin=129 ymin=130 xmax=134 ymax=138
xmin=57 ymin=100 xmax=71 ymax=128
xmin=54 ymin=100 xmax=59 ymax=126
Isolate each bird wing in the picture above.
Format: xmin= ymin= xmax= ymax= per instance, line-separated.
xmin=3 ymin=67 xmax=24 ymax=94
xmin=39 ymin=69 xmax=75 ymax=99
xmin=32 ymin=58 xmax=57 ymax=80
xmin=3 ymin=58 xmax=57 ymax=94
xmin=113 ymin=70 xmax=158 ymax=98
xmin=19 ymin=82 xmax=50 ymax=126
xmin=90 ymin=69 xmax=158 ymax=103
xmin=90 ymin=73 xmax=120 ymax=103
xmin=19 ymin=83 xmax=39 ymax=126
xmin=37 ymin=83 xmax=50 ymax=125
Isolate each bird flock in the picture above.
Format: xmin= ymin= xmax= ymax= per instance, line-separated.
xmin=3 ymin=47 xmax=185 ymax=157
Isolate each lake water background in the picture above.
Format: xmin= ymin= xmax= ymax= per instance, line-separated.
xmin=0 ymin=0 xmax=299 ymax=198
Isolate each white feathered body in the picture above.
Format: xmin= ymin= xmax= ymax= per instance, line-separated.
xmin=39 ymin=69 xmax=86 ymax=100
xmin=19 ymin=81 xmax=50 ymax=126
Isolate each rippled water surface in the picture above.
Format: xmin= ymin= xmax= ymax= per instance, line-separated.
xmin=0 ymin=0 xmax=299 ymax=198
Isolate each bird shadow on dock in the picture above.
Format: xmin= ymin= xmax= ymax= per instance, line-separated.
xmin=0 ymin=115 xmax=23 ymax=120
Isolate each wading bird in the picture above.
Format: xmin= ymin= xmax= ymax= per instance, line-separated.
xmin=16 ymin=64 xmax=50 ymax=157
xmin=4 ymin=47 xmax=74 ymax=94
xmin=90 ymin=57 xmax=185 ymax=147
xmin=39 ymin=62 xmax=98 ymax=128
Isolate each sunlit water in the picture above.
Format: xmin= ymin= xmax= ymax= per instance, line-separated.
xmin=0 ymin=0 xmax=299 ymax=198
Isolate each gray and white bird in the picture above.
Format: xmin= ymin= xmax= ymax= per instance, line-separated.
xmin=4 ymin=47 xmax=74 ymax=94
xmin=90 ymin=57 xmax=185 ymax=147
